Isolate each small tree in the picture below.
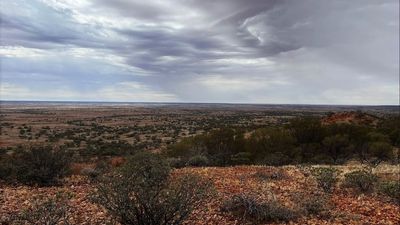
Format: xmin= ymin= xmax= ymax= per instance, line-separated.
xmin=322 ymin=135 xmax=353 ymax=164
xmin=365 ymin=142 xmax=393 ymax=166
xmin=91 ymin=151 xmax=213 ymax=225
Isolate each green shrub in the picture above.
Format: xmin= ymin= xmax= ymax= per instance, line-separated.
xmin=81 ymin=161 xmax=111 ymax=182
xmin=249 ymin=128 xmax=298 ymax=166
xmin=294 ymin=192 xmax=331 ymax=217
xmin=91 ymin=151 xmax=213 ymax=225
xmin=14 ymin=193 xmax=72 ymax=225
xmin=0 ymin=156 xmax=13 ymax=181
xmin=322 ymin=134 xmax=354 ymax=164
xmin=365 ymin=141 xmax=393 ymax=166
xmin=0 ymin=148 xmax=7 ymax=155
xmin=11 ymin=146 xmax=72 ymax=186
xmin=342 ymin=170 xmax=378 ymax=193
xmin=311 ymin=167 xmax=339 ymax=193
xmin=378 ymin=181 xmax=400 ymax=202
xmin=231 ymin=152 xmax=252 ymax=165
xmin=262 ymin=152 xmax=291 ymax=166
xmin=221 ymin=193 xmax=297 ymax=223
xmin=166 ymin=157 xmax=185 ymax=168
xmin=81 ymin=167 xmax=100 ymax=182
xmin=186 ymin=155 xmax=209 ymax=167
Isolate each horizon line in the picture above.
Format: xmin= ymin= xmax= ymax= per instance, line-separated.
xmin=0 ymin=100 xmax=398 ymax=107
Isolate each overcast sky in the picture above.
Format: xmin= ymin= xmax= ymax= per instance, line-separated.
xmin=0 ymin=0 xmax=398 ymax=104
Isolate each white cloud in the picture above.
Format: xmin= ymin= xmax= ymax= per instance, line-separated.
xmin=0 ymin=46 xmax=47 ymax=58
xmin=198 ymin=75 xmax=289 ymax=91
xmin=97 ymin=82 xmax=178 ymax=102
xmin=0 ymin=0 xmax=398 ymax=104
xmin=0 ymin=82 xmax=178 ymax=102
xmin=0 ymin=82 xmax=81 ymax=100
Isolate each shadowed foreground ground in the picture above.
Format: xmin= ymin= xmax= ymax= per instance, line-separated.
xmin=1 ymin=165 xmax=399 ymax=225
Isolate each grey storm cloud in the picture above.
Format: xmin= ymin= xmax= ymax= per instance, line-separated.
xmin=0 ymin=0 xmax=398 ymax=104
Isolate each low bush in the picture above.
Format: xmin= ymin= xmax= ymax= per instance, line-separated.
xmin=221 ymin=193 xmax=297 ymax=223
xmin=261 ymin=152 xmax=291 ymax=166
xmin=231 ymin=152 xmax=252 ymax=165
xmin=342 ymin=170 xmax=378 ymax=193
xmin=378 ymin=180 xmax=400 ymax=203
xmin=311 ymin=167 xmax=339 ymax=193
xmin=81 ymin=167 xmax=100 ymax=182
xmin=81 ymin=161 xmax=111 ymax=182
xmin=0 ymin=156 xmax=13 ymax=181
xmin=7 ymin=146 xmax=71 ymax=186
xmin=186 ymin=155 xmax=209 ymax=167
xmin=91 ymin=151 xmax=213 ymax=225
xmin=294 ymin=192 xmax=331 ymax=217
xmin=0 ymin=148 xmax=8 ymax=156
xmin=166 ymin=157 xmax=185 ymax=168
xmin=14 ymin=193 xmax=72 ymax=225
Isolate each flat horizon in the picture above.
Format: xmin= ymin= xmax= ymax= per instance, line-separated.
xmin=0 ymin=100 xmax=399 ymax=107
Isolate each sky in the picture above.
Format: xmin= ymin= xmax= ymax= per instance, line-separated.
xmin=0 ymin=0 xmax=399 ymax=105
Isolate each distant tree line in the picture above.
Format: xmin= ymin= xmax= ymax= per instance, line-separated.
xmin=166 ymin=116 xmax=399 ymax=166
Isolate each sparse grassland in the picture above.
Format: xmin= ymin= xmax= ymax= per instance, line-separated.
xmin=0 ymin=103 xmax=399 ymax=224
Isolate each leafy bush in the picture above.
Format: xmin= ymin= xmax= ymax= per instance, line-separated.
xmin=221 ymin=193 xmax=297 ymax=223
xmin=377 ymin=116 xmax=400 ymax=147
xmin=165 ymin=115 xmax=395 ymax=166
xmin=311 ymin=167 xmax=339 ymax=193
xmin=300 ymin=196 xmax=328 ymax=216
xmin=81 ymin=161 xmax=111 ymax=182
xmin=0 ymin=148 xmax=8 ymax=156
xmin=166 ymin=157 xmax=185 ymax=168
xmin=294 ymin=192 xmax=331 ymax=217
xmin=322 ymin=134 xmax=354 ymax=164
xmin=342 ymin=170 xmax=378 ymax=193
xmin=249 ymin=128 xmax=298 ymax=166
xmin=14 ymin=193 xmax=72 ymax=225
xmin=365 ymin=141 xmax=393 ymax=166
xmin=91 ymin=151 xmax=213 ymax=225
xmin=186 ymin=155 xmax=209 ymax=167
xmin=378 ymin=181 xmax=400 ymax=202
xmin=81 ymin=167 xmax=100 ymax=182
xmin=10 ymin=146 xmax=72 ymax=186
xmin=231 ymin=152 xmax=252 ymax=165
xmin=0 ymin=156 xmax=13 ymax=181
xmin=261 ymin=152 xmax=291 ymax=166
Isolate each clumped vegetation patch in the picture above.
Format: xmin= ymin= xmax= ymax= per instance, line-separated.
xmin=80 ymin=160 xmax=111 ymax=183
xmin=14 ymin=193 xmax=72 ymax=225
xmin=378 ymin=180 xmax=400 ymax=203
xmin=293 ymin=192 xmax=332 ymax=217
xmin=0 ymin=156 xmax=13 ymax=181
xmin=221 ymin=193 xmax=297 ymax=224
xmin=167 ymin=115 xmax=398 ymax=166
xmin=1 ymin=146 xmax=71 ymax=186
xmin=311 ymin=167 xmax=339 ymax=193
xmin=186 ymin=154 xmax=210 ymax=167
xmin=91 ymin=151 xmax=213 ymax=225
xmin=342 ymin=170 xmax=378 ymax=193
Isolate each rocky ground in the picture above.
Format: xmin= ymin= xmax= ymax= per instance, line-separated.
xmin=1 ymin=166 xmax=399 ymax=225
